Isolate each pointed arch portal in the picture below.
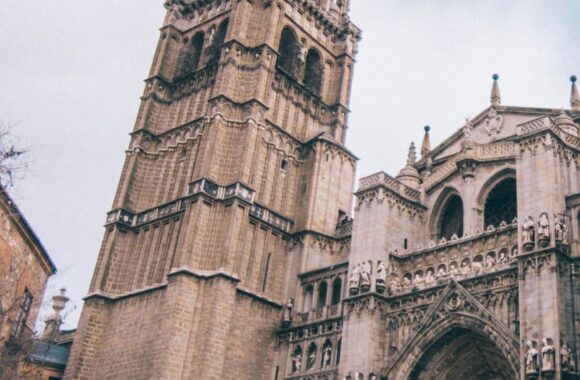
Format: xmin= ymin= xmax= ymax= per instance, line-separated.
xmin=409 ymin=328 xmax=515 ymax=380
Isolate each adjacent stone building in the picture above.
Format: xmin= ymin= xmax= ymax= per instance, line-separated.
xmin=0 ymin=186 xmax=57 ymax=379
xmin=64 ymin=1 xmax=580 ymax=379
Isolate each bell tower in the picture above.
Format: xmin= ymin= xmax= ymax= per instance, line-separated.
xmin=64 ymin=1 xmax=360 ymax=379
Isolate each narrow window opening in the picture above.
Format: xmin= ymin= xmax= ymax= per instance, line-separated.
xmin=404 ymin=238 xmax=408 ymax=249
xmin=262 ymin=253 xmax=271 ymax=292
xmin=280 ymin=159 xmax=288 ymax=173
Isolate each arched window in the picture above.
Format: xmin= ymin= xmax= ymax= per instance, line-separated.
xmin=277 ymin=27 xmax=299 ymax=77
xmin=336 ymin=338 xmax=342 ymax=365
xmin=331 ymin=278 xmax=342 ymax=305
xmin=303 ymin=285 xmax=314 ymax=312
xmin=304 ymin=49 xmax=323 ymax=95
xmin=321 ymin=339 xmax=333 ymax=367
xmin=438 ymin=194 xmax=464 ymax=240
xmin=206 ymin=18 xmax=229 ymax=64
xmin=317 ymin=281 xmax=328 ymax=309
xmin=484 ymin=177 xmax=517 ymax=228
xmin=177 ymin=32 xmax=205 ymax=77
xmin=306 ymin=342 xmax=318 ymax=370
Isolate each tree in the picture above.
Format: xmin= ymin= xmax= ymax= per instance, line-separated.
xmin=0 ymin=121 xmax=28 ymax=189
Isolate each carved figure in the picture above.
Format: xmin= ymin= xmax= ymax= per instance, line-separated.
xmin=389 ymin=277 xmax=402 ymax=295
xmin=561 ymin=343 xmax=572 ymax=371
xmin=522 ymin=216 xmax=535 ymax=250
xmin=525 ymin=340 xmax=539 ymax=374
xmin=541 ymin=338 xmax=555 ymax=372
xmin=425 ymin=268 xmax=435 ymax=282
xmin=307 ymin=350 xmax=316 ymax=370
xmin=472 ymin=258 xmax=483 ymax=273
xmin=292 ymin=352 xmax=302 ymax=373
xmin=461 ymin=259 xmax=471 ymax=275
xmin=403 ymin=274 xmax=412 ymax=287
xmin=485 ymin=253 xmax=496 ymax=268
xmin=436 ymin=266 xmax=448 ymax=279
xmin=555 ymin=216 xmax=564 ymax=242
xmin=497 ymin=250 xmax=507 ymax=263
xmin=322 ymin=345 xmax=332 ymax=367
xmin=360 ymin=261 xmax=372 ymax=291
xmin=562 ymin=221 xmax=569 ymax=246
xmin=537 ymin=213 xmax=550 ymax=246
xmin=449 ymin=262 xmax=460 ymax=276
xmin=413 ymin=272 xmax=424 ymax=285
xmin=281 ymin=298 xmax=294 ymax=327
xmin=349 ymin=264 xmax=361 ymax=295
xmin=463 ymin=118 xmax=474 ymax=138
xmin=376 ymin=261 xmax=387 ymax=291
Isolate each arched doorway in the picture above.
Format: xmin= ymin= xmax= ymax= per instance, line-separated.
xmin=484 ymin=177 xmax=517 ymax=228
xmin=437 ymin=194 xmax=464 ymax=240
xmin=409 ymin=327 xmax=516 ymax=380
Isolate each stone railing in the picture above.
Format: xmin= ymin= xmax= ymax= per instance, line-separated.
xmin=423 ymin=142 xmax=515 ymax=190
xmin=250 ymin=203 xmax=292 ymax=233
xmin=388 ymin=223 xmax=518 ymax=296
xmin=286 ymin=369 xmax=338 ymax=380
xmin=106 ymin=199 xmax=186 ymax=228
xmin=293 ymin=304 xmax=343 ymax=326
xmin=358 ymin=171 xmax=421 ymax=201
xmin=518 ymin=116 xmax=554 ymax=135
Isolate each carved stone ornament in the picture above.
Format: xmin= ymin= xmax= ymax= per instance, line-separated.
xmin=537 ymin=212 xmax=550 ymax=247
xmin=541 ymin=338 xmax=555 ymax=372
xmin=484 ymin=107 xmax=504 ymax=136
xmin=525 ymin=340 xmax=539 ymax=375
xmin=376 ymin=261 xmax=387 ymax=293
xmin=522 ymin=216 xmax=536 ymax=251
xmin=360 ymin=261 xmax=372 ymax=292
xmin=281 ymin=298 xmax=294 ymax=328
xmin=349 ymin=264 xmax=361 ymax=295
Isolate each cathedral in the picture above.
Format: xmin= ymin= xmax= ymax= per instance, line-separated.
xmin=64 ymin=1 xmax=580 ymax=379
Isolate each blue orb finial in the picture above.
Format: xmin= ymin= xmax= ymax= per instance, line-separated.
xmin=424 ymin=125 xmax=431 ymax=133
xmin=571 ymin=75 xmax=577 ymax=84
xmin=492 ymin=73 xmax=499 ymax=81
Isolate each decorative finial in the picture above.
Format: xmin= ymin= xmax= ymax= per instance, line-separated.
xmin=407 ymin=142 xmax=417 ymax=165
xmin=421 ymin=125 xmax=431 ymax=157
xmin=491 ymin=73 xmax=501 ymax=106
xmin=571 ymin=75 xmax=580 ymax=112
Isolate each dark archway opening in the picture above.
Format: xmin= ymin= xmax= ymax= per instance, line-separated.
xmin=410 ymin=328 xmax=515 ymax=380
xmin=303 ymin=49 xmax=323 ymax=95
xmin=484 ymin=178 xmax=517 ymax=228
xmin=277 ymin=27 xmax=299 ymax=78
xmin=206 ymin=18 xmax=229 ymax=64
xmin=439 ymin=195 xmax=464 ymax=240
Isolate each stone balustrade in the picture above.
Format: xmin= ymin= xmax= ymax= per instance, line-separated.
xmin=358 ymin=171 xmax=421 ymax=201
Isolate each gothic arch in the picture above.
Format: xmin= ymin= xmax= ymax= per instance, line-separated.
xmin=304 ymin=48 xmax=323 ymax=95
xmin=431 ymin=187 xmax=464 ymax=240
xmin=206 ymin=18 xmax=229 ymax=64
xmin=383 ymin=313 xmax=520 ymax=380
xmin=277 ymin=27 xmax=299 ymax=77
xmin=476 ymin=168 xmax=517 ymax=229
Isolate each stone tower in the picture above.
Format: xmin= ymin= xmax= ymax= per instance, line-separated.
xmin=64 ymin=1 xmax=360 ymax=379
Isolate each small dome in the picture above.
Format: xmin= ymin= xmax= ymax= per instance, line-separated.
xmin=397 ymin=165 xmax=421 ymax=189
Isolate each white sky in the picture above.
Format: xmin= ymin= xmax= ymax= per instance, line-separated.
xmin=0 ymin=0 xmax=578 ymax=329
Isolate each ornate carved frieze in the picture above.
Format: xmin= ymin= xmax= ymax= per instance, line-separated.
xmin=355 ymin=186 xmax=426 ymax=218
xmin=128 ymin=120 xmax=205 ymax=156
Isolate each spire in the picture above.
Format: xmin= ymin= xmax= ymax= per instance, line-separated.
xmin=491 ymin=73 xmax=501 ymax=106
xmin=571 ymin=75 xmax=580 ymax=112
xmin=407 ymin=142 xmax=417 ymax=165
xmin=421 ymin=125 xmax=431 ymax=157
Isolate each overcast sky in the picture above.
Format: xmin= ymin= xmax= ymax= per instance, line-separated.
xmin=0 ymin=1 xmax=578 ymax=329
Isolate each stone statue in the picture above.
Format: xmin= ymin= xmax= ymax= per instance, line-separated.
xmin=292 ymin=352 xmax=302 ymax=373
xmin=537 ymin=213 xmax=550 ymax=246
xmin=403 ymin=274 xmax=412 ymax=287
xmin=485 ymin=253 xmax=496 ymax=268
xmin=449 ymin=262 xmax=460 ymax=276
xmin=413 ymin=272 xmax=424 ymax=285
xmin=425 ymin=268 xmax=435 ymax=282
xmin=425 ymin=157 xmax=433 ymax=176
xmin=460 ymin=259 xmax=471 ymax=275
xmin=376 ymin=261 xmax=387 ymax=291
xmin=307 ymin=350 xmax=316 ymax=370
xmin=322 ymin=345 xmax=332 ymax=367
xmin=349 ymin=264 xmax=361 ymax=295
xmin=554 ymin=216 xmax=564 ymax=242
xmin=522 ymin=216 xmax=535 ymax=250
xmin=525 ymin=340 xmax=539 ymax=374
xmin=463 ymin=118 xmax=474 ymax=138
xmin=389 ymin=277 xmax=402 ymax=295
xmin=281 ymin=298 xmax=294 ymax=327
xmin=561 ymin=343 xmax=572 ymax=371
xmin=497 ymin=250 xmax=507 ymax=263
xmin=562 ymin=221 xmax=569 ymax=246
xmin=541 ymin=338 xmax=555 ymax=372
xmin=360 ymin=261 xmax=372 ymax=291
xmin=436 ymin=266 xmax=448 ymax=279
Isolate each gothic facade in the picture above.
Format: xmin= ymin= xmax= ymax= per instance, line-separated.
xmin=64 ymin=1 xmax=580 ymax=380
